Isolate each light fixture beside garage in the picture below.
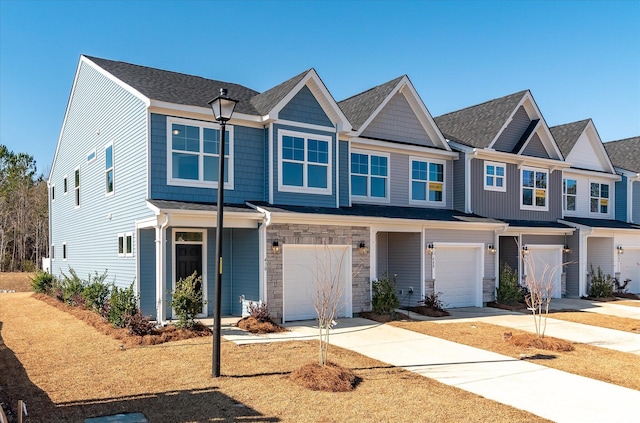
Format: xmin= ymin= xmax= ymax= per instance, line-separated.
xmin=426 ymin=243 xmax=436 ymax=254
xmin=522 ymin=245 xmax=529 ymax=255
xmin=617 ymin=245 xmax=624 ymax=255
xmin=562 ymin=245 xmax=571 ymax=254
xmin=272 ymin=240 xmax=281 ymax=253
xmin=358 ymin=241 xmax=368 ymax=255
xmin=487 ymin=244 xmax=496 ymax=254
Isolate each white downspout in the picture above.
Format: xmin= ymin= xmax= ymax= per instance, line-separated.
xmin=155 ymin=213 xmax=170 ymax=324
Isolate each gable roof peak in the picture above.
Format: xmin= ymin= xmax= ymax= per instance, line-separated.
xmin=549 ymin=119 xmax=593 ymax=157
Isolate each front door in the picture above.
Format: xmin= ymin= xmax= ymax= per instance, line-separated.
xmin=176 ymin=244 xmax=204 ymax=314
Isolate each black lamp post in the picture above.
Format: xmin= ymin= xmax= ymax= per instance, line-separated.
xmin=208 ymin=88 xmax=238 ymax=377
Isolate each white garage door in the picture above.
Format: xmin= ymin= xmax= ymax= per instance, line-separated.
xmin=434 ymin=245 xmax=481 ymax=308
xmin=525 ymin=246 xmax=562 ymax=298
xmin=619 ymin=249 xmax=640 ymax=294
xmin=283 ymin=245 xmax=352 ymax=323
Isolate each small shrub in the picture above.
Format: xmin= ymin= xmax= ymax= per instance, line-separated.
xmin=60 ymin=268 xmax=86 ymax=306
xmin=31 ymin=270 xmax=54 ymax=294
xmin=589 ymin=265 xmax=614 ymax=298
xmin=497 ymin=263 xmax=524 ymax=306
xmin=247 ymin=301 xmax=271 ymax=322
xmin=82 ymin=271 xmax=111 ymax=313
xmin=125 ymin=311 xmax=156 ymax=336
xmin=421 ymin=292 xmax=446 ymax=312
xmin=371 ymin=273 xmax=400 ymax=315
xmin=109 ymin=282 xmax=138 ymax=328
xmin=22 ymin=260 xmax=36 ymax=272
xmin=170 ymin=271 xmax=206 ymax=329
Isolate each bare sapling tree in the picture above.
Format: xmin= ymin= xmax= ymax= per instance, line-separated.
xmin=312 ymin=244 xmax=348 ymax=366
xmin=521 ymin=249 xmax=564 ymax=338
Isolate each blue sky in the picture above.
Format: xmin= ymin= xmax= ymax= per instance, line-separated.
xmin=1 ymin=0 xmax=639 ymax=176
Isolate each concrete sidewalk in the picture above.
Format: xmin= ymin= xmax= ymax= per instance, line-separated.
xmin=549 ymin=297 xmax=640 ymax=320
xmin=437 ymin=306 xmax=640 ymax=355
xmin=224 ymin=318 xmax=640 ymax=422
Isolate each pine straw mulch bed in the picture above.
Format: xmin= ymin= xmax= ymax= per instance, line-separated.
xmin=236 ymin=316 xmax=287 ymax=334
xmin=359 ymin=311 xmax=413 ymax=322
xmin=32 ymin=293 xmax=211 ymax=347
xmin=290 ymin=361 xmax=358 ymax=392
xmin=614 ymin=292 xmax=640 ymax=300
xmin=545 ymin=311 xmax=640 ymax=333
xmin=0 ymin=272 xmax=34 ymax=292
xmin=614 ymin=299 xmax=640 ymax=308
xmin=390 ymin=320 xmax=640 ymax=391
xmin=0 ymin=292 xmax=551 ymax=423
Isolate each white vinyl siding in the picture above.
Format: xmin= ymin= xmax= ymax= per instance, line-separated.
xmin=167 ymin=116 xmax=234 ymax=189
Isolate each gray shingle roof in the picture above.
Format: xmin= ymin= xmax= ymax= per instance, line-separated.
xmin=249 ymin=69 xmax=311 ymax=115
xmin=85 ymin=55 xmax=262 ymax=115
xmin=604 ymin=136 xmax=640 ymax=173
xmin=549 ymin=119 xmax=591 ymax=157
xmin=338 ymin=76 xmax=404 ymax=130
xmin=434 ymin=90 xmax=529 ymax=148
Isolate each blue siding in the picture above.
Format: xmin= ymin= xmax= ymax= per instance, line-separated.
xmin=150 ymin=114 xmax=265 ymax=204
xmin=614 ymin=176 xmax=628 ymax=222
xmin=230 ymin=228 xmax=260 ymax=315
xmin=339 ymin=141 xmax=350 ymax=207
xmin=205 ymin=228 xmax=233 ymax=315
xmin=279 ymin=85 xmax=333 ymax=127
xmin=633 ymin=181 xmax=640 ymax=223
xmin=49 ymin=60 xmax=150 ymax=290
xmin=272 ymin=123 xmax=337 ymax=207
xmin=138 ymin=229 xmax=156 ymax=318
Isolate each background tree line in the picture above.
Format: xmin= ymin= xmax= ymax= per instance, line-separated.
xmin=0 ymin=144 xmax=49 ymax=272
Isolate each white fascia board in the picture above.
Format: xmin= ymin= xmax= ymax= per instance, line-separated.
xmin=616 ymin=167 xmax=640 ymax=181
xmin=504 ymin=226 xmax=575 ymax=236
xmin=447 ymin=140 xmax=478 ymax=155
xmin=269 ymin=70 xmax=351 ymax=133
xmin=473 ymin=148 xmax=571 ymax=170
xmin=398 ymin=80 xmax=451 ymax=151
xmin=563 ymin=167 xmax=621 ymax=181
xmin=146 ymin=200 xmax=262 ymax=220
xmin=557 ymin=219 xmax=594 ymax=234
xmin=135 ymin=216 xmax=159 ymax=229
xmin=149 ymin=101 xmax=264 ymax=128
xmin=351 ymin=137 xmax=458 ymax=159
xmin=585 ymin=121 xmax=617 ymax=174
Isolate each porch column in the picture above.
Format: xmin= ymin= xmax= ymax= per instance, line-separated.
xmin=155 ymin=214 xmax=169 ymax=324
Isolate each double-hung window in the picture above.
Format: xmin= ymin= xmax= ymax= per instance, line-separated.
xmin=410 ymin=157 xmax=445 ymax=204
xmin=351 ymin=150 xmax=389 ymax=201
xmin=167 ymin=117 xmax=233 ymax=189
xmin=521 ymin=167 xmax=548 ymax=210
xmin=590 ymin=182 xmax=609 ymax=214
xmin=279 ymin=130 xmax=331 ymax=194
xmin=563 ymin=178 xmax=577 ymax=212
xmin=484 ymin=161 xmax=506 ymax=191
xmin=105 ymin=143 xmax=114 ymax=195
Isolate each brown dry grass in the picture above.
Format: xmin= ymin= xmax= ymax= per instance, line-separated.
xmin=547 ymin=311 xmax=640 ymax=333
xmin=0 ymin=292 xmax=551 ymax=423
xmin=290 ymin=361 xmax=357 ymax=392
xmin=0 ymin=272 xmax=34 ymax=292
xmin=390 ymin=320 xmax=640 ymax=391
xmin=615 ymin=300 xmax=640 ymax=308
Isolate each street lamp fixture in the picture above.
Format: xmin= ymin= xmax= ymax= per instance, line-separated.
xmin=208 ymin=88 xmax=238 ymax=378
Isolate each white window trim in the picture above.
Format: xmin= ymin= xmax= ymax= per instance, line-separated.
xmin=87 ymin=149 xmax=96 ymax=163
xmin=63 ymin=175 xmax=68 ymax=195
xmin=117 ymin=234 xmax=125 ymax=257
xmin=74 ymin=166 xmax=80 ymax=208
xmin=484 ymin=161 xmax=506 ymax=192
xmin=589 ymin=180 xmax=611 ymax=216
xmin=125 ymin=232 xmax=133 ymax=257
xmin=105 ymin=142 xmax=114 ymax=196
xmin=171 ymin=228 xmax=207 ymax=316
xmin=62 ymin=243 xmax=67 ymax=261
xmin=563 ymin=178 xmax=577 ymax=213
xmin=350 ymin=149 xmax=390 ymax=203
xmin=520 ymin=166 xmax=549 ymax=211
xmin=409 ymin=156 xmax=446 ymax=206
xmin=277 ymin=129 xmax=333 ymax=195
xmin=166 ymin=116 xmax=235 ymax=190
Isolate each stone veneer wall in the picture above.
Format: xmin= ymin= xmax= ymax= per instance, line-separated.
xmin=483 ymin=277 xmax=496 ymax=303
xmin=266 ymin=223 xmax=371 ymax=321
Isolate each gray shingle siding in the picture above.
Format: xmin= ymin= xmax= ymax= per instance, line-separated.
xmin=361 ymin=92 xmax=433 ymax=146
xmin=49 ymin=61 xmax=150 ymax=289
xmin=149 ymin=114 xmax=265 ymax=204
xmin=493 ymin=106 xmax=530 ymax=153
xmin=565 ymin=231 xmax=581 ymax=297
xmin=339 ymin=141 xmax=349 ymax=207
xmin=522 ymin=134 xmax=550 ymax=159
xmin=385 ymin=232 xmax=421 ymax=307
xmin=471 ymin=159 xmax=562 ymax=221
xmin=279 ymin=85 xmax=333 ymax=127
xmin=498 ymin=236 xmax=519 ymax=276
